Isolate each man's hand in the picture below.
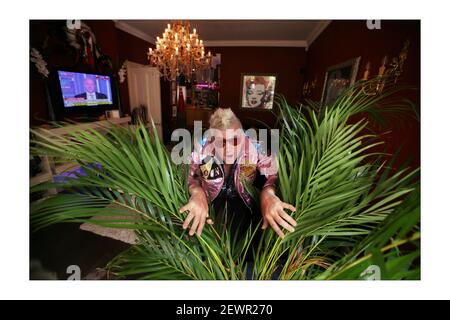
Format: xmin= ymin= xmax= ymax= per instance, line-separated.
xmin=260 ymin=187 xmax=297 ymax=239
xmin=179 ymin=187 xmax=212 ymax=237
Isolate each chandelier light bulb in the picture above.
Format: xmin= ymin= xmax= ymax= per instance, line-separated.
xmin=147 ymin=21 xmax=212 ymax=81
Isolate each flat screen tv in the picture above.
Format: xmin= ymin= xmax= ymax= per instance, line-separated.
xmin=57 ymin=70 xmax=114 ymax=108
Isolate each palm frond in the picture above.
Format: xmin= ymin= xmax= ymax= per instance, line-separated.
xmin=31 ymin=122 xmax=240 ymax=280
xmin=252 ymin=80 xmax=419 ymax=280
xmin=30 ymin=78 xmax=419 ymax=280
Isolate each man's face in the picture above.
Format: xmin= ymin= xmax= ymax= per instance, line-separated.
xmin=84 ymin=78 xmax=96 ymax=93
xmin=246 ymin=84 xmax=265 ymax=107
xmin=216 ymin=124 xmax=244 ymax=164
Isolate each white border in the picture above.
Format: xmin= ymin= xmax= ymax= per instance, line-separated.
xmin=2 ymin=0 xmax=450 ymax=300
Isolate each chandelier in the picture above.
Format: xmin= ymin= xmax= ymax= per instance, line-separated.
xmin=147 ymin=21 xmax=212 ymax=81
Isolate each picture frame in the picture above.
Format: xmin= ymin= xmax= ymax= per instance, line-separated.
xmin=320 ymin=57 xmax=361 ymax=106
xmin=240 ymin=73 xmax=277 ymax=110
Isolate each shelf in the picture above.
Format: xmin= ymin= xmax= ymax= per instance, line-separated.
xmin=30 ymin=162 xmax=80 ymax=187
xmin=38 ymin=117 xmax=131 ymax=137
xmin=30 ymin=117 xmax=131 ymax=189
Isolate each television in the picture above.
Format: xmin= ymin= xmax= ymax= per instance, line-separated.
xmin=52 ymin=70 xmax=118 ymax=121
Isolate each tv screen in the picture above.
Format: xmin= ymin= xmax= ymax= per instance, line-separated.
xmin=57 ymin=71 xmax=113 ymax=108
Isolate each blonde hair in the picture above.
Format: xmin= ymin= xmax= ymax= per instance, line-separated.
xmin=209 ymin=108 xmax=242 ymax=130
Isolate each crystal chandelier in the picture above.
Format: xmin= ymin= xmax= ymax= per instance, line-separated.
xmin=147 ymin=21 xmax=212 ymax=81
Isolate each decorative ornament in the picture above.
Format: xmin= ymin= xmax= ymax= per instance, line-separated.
xmin=118 ymin=60 xmax=128 ymax=84
xmin=30 ymin=48 xmax=49 ymax=78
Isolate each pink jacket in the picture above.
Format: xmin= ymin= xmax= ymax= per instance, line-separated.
xmin=188 ymin=135 xmax=277 ymax=207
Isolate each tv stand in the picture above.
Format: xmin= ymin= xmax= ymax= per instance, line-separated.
xmin=31 ymin=116 xmax=131 ymax=193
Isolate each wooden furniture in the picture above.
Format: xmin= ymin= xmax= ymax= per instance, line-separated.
xmin=30 ymin=117 xmax=131 ymax=192
xmin=185 ymin=105 xmax=214 ymax=130
xmin=31 ymin=117 xmax=139 ymax=243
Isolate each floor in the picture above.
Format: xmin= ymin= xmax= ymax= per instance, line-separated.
xmin=30 ymin=223 xmax=130 ymax=280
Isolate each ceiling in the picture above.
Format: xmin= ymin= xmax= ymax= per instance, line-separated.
xmin=115 ymin=20 xmax=331 ymax=48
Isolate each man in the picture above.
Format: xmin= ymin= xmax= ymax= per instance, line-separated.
xmin=179 ymin=108 xmax=297 ymax=239
xmin=74 ymin=77 xmax=107 ymax=100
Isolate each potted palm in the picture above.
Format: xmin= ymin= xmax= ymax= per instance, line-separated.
xmin=30 ymin=77 xmax=420 ymax=280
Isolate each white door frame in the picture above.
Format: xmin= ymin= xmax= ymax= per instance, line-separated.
xmin=126 ymin=61 xmax=162 ymax=138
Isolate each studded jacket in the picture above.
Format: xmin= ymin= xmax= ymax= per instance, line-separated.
xmin=188 ymin=135 xmax=277 ymax=207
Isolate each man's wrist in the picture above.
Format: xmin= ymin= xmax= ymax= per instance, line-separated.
xmin=190 ymin=186 xmax=206 ymax=199
xmin=260 ymin=186 xmax=276 ymax=200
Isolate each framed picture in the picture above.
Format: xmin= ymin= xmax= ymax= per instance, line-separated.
xmin=320 ymin=57 xmax=361 ymax=106
xmin=240 ymin=74 xmax=277 ymax=110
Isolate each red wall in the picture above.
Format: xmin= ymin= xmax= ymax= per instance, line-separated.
xmin=305 ymin=20 xmax=420 ymax=169
xmin=208 ymin=46 xmax=306 ymax=128
xmin=30 ymin=20 xmax=420 ymax=170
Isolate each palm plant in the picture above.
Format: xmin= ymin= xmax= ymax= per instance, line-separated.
xmin=30 ymin=77 xmax=420 ymax=280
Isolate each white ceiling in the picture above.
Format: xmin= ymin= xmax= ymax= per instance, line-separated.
xmin=115 ymin=20 xmax=331 ymax=48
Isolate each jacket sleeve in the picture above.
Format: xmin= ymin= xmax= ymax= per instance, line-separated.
xmin=188 ymin=160 xmax=202 ymax=191
xmin=257 ymin=151 xmax=278 ymax=190
xmin=188 ymin=143 xmax=203 ymax=192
